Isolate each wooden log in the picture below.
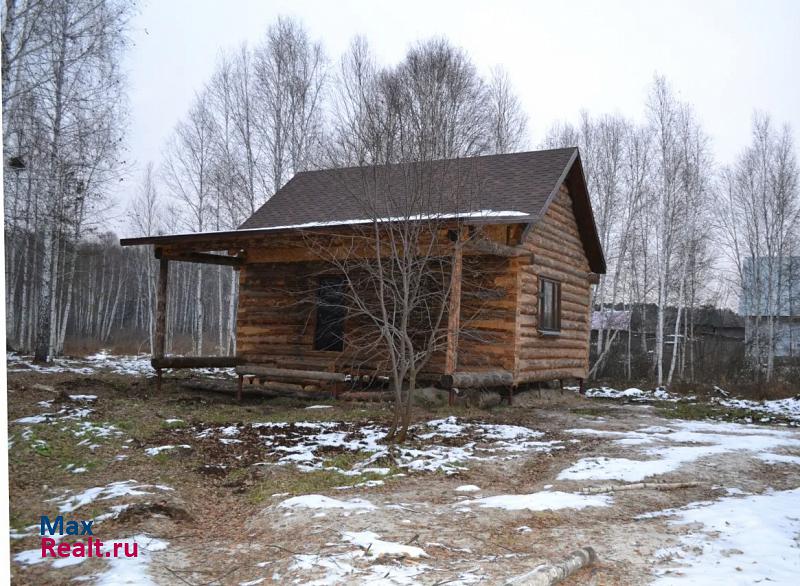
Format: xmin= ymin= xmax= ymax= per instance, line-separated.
xmin=517 ymin=368 xmax=587 ymax=383
xmin=440 ymin=370 xmax=513 ymax=389
xmin=258 ymin=380 xmax=309 ymax=394
xmin=533 ymin=255 xmax=593 ymax=282
xmin=465 ymin=237 xmax=530 ymax=258
xmin=154 ymin=257 xmax=168 ymax=359
xmin=160 ymin=251 xmax=244 ymax=267
xmin=504 ymin=547 xmax=597 ymax=586
xmin=579 ymin=481 xmax=701 ymax=495
xmin=235 ymin=364 xmax=348 ymax=383
xmin=339 ymin=391 xmax=394 ymax=402
xmin=178 ymin=379 xmax=329 ymax=400
xmin=520 ymin=347 xmax=587 ymax=359
xmin=445 ymin=239 xmax=463 ymax=374
xmin=527 ymin=220 xmax=584 ymax=251
xmin=518 ymin=359 xmax=585 ymax=372
xmin=526 ymin=234 xmax=587 ymax=264
xmin=152 ymin=356 xmax=241 ymax=369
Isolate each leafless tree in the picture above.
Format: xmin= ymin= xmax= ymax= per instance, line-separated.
xmin=716 ymin=113 xmax=799 ymax=381
xmin=487 ymin=66 xmax=529 ymax=153
xmin=2 ymin=0 xmax=132 ymax=361
xmin=128 ymin=163 xmax=162 ymax=351
xmin=313 ymin=36 xmax=512 ymax=441
xmin=253 ymin=16 xmax=327 ymax=195
xmin=162 ymin=90 xmax=219 ymax=355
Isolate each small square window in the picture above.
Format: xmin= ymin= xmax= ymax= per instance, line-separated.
xmin=539 ymin=277 xmax=561 ymax=333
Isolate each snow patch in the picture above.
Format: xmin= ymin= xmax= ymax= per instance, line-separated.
xmin=461 ymin=490 xmax=612 ymax=511
xmin=645 ymin=488 xmax=800 ymax=584
xmin=144 ymin=444 xmax=191 ymax=456
xmin=342 ymin=530 xmax=428 ymax=558
xmin=278 ymin=495 xmax=376 ymax=510
xmin=558 ymin=420 xmax=800 ymax=482
xmin=94 ymin=534 xmax=169 ymax=585
xmin=53 ymin=480 xmax=173 ymax=513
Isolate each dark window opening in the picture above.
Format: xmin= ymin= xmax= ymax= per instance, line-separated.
xmin=314 ymin=277 xmax=345 ymax=351
xmin=539 ymin=277 xmax=561 ymax=333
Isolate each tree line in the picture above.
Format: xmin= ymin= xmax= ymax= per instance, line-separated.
xmin=3 ymin=10 xmax=798 ymax=385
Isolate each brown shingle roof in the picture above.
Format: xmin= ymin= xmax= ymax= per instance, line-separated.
xmin=239 ymin=148 xmax=579 ymax=230
xmin=120 ymin=147 xmax=606 ymax=273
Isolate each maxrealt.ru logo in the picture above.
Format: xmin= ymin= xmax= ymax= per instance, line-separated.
xmin=40 ymin=515 xmax=138 ymax=560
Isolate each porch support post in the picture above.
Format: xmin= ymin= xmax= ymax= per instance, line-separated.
xmin=445 ymin=237 xmax=463 ymax=376
xmin=154 ymin=254 xmax=169 ymax=391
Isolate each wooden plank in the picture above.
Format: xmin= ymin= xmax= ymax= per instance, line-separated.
xmin=152 ymin=356 xmax=241 ymax=369
xmin=154 ymin=257 xmax=168 ymax=360
xmin=235 ymin=364 xmax=348 ymax=383
xmin=161 ymin=251 xmax=244 ymax=267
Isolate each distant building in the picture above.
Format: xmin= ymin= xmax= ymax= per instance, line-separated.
xmin=591 ymin=309 xmax=631 ymax=331
xmin=739 ymin=257 xmax=800 ymax=358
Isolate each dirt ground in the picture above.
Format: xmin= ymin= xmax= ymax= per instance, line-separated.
xmin=7 ymin=364 xmax=800 ymax=585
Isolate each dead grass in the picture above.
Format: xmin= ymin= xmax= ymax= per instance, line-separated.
xmin=655 ymin=400 xmax=792 ymax=425
xmin=8 ymin=364 xmax=799 ymax=585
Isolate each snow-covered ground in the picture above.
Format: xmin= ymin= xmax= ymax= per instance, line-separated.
xmin=14 ymin=480 xmax=174 ymax=581
xmin=646 ymin=489 xmax=800 ymax=584
xmin=572 ymin=383 xmax=800 ymax=424
xmin=9 ymin=356 xmax=800 ymax=584
xmin=559 ymin=420 xmax=800 ymax=482
xmin=187 ymin=417 xmax=563 ymax=477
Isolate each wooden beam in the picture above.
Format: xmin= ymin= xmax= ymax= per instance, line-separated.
xmin=154 ymin=257 xmax=169 ymax=360
xmin=439 ymin=370 xmax=514 ymax=389
xmin=235 ymin=364 xmax=348 ymax=383
xmin=445 ymin=239 xmax=464 ymax=374
xmin=465 ymin=237 xmax=530 ymax=258
xmin=160 ymin=251 xmax=244 ymax=267
xmin=152 ymin=356 xmax=241 ymax=369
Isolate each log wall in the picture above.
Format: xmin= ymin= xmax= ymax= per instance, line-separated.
xmin=514 ymin=183 xmax=593 ymax=383
xmin=234 ymin=188 xmax=594 ymax=386
xmin=236 ymin=262 xmax=333 ymax=371
xmin=236 ymin=255 xmax=519 ymax=379
xmin=456 ymin=255 xmax=517 ymax=372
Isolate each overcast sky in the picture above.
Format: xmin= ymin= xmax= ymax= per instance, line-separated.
xmin=115 ymin=0 xmax=800 ymax=229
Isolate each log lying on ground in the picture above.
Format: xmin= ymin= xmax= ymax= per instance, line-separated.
xmin=32 ymin=384 xmax=56 ymax=393
xmin=178 ymin=379 xmax=330 ymax=401
xmin=505 ymin=547 xmax=597 ymax=586
xmin=579 ymin=481 xmax=701 ymax=495
xmin=236 ymin=364 xmax=347 ymax=383
xmin=338 ymin=391 xmax=395 ymax=402
xmin=439 ymin=370 xmax=514 ymax=389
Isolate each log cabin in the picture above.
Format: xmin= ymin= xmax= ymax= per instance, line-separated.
xmin=120 ymin=147 xmax=605 ymax=399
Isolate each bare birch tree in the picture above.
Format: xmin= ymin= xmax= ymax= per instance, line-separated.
xmin=717 ymin=113 xmax=799 ymax=381
xmin=162 ymin=91 xmax=219 ymax=355
xmin=2 ymin=0 xmax=132 ymax=360
xmin=253 ymin=16 xmax=327 ymax=195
